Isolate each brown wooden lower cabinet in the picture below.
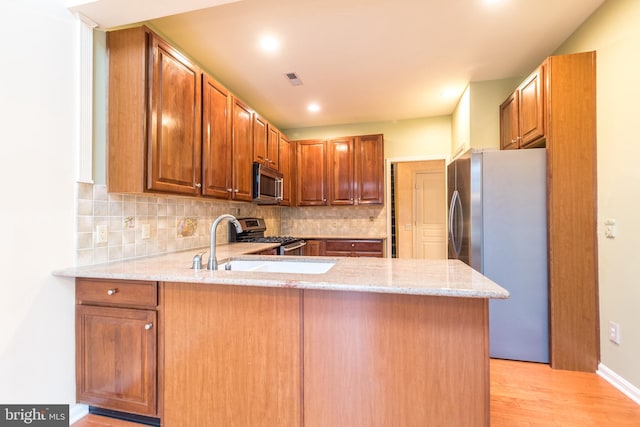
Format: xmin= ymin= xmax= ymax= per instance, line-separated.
xmin=303 ymin=239 xmax=325 ymax=256
xmin=75 ymin=279 xmax=158 ymax=417
xmin=304 ymin=238 xmax=384 ymax=257
xmin=159 ymin=282 xmax=489 ymax=426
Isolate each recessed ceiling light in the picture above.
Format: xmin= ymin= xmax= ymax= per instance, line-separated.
xmin=441 ymin=88 xmax=460 ymax=98
xmin=308 ymin=103 xmax=321 ymax=113
xmin=259 ymin=35 xmax=279 ymax=52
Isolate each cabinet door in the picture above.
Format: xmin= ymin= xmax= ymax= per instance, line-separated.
xmin=519 ymin=65 xmax=546 ymax=147
xmin=267 ymin=125 xmax=280 ymax=170
xmin=499 ymin=92 xmax=519 ymax=150
xmin=279 ymin=136 xmax=292 ymax=206
xmin=296 ymin=140 xmax=327 ymax=206
xmin=253 ymin=113 xmax=268 ymax=167
xmin=355 ymin=134 xmax=384 ymax=205
xmin=328 ymin=137 xmax=355 ymax=205
xmin=231 ymin=98 xmax=254 ymax=201
xmin=303 ymin=240 xmax=325 ymax=256
xmin=76 ymin=305 xmax=157 ymax=416
xmin=147 ymin=34 xmax=202 ymax=195
xmin=202 ymin=74 xmax=232 ymax=199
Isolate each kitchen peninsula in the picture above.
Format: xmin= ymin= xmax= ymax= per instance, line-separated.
xmin=55 ymin=247 xmax=508 ymax=427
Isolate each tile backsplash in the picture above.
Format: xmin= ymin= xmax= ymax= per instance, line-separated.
xmin=75 ymin=183 xmax=388 ymax=266
xmin=75 ymin=183 xmax=281 ymax=266
xmin=281 ymin=205 xmax=387 ymax=237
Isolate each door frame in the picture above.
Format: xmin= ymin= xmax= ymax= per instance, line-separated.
xmin=385 ymin=155 xmax=450 ymax=258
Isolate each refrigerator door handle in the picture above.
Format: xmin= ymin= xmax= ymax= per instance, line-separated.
xmin=449 ymin=190 xmax=463 ymax=259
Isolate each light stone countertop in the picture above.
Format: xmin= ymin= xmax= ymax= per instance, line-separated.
xmin=53 ymin=243 xmax=509 ymax=299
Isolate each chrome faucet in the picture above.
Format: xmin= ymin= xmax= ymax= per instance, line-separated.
xmin=207 ymin=214 xmax=243 ymax=270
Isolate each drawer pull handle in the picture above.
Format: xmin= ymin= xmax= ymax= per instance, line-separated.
xmin=107 ymin=288 xmax=118 ymax=296
xmin=144 ymin=323 xmax=153 ymax=330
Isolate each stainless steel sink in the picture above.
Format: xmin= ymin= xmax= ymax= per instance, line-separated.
xmin=217 ymin=258 xmax=336 ymax=274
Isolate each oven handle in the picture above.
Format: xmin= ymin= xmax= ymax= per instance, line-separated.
xmin=282 ymin=241 xmax=307 ymax=251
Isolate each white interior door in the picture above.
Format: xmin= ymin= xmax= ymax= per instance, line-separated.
xmin=413 ymin=170 xmax=446 ymax=259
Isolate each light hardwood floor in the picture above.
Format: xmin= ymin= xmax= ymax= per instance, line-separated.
xmin=74 ymin=359 xmax=640 ymax=426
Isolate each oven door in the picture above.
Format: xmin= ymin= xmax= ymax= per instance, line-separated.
xmin=279 ymin=240 xmax=306 ymax=256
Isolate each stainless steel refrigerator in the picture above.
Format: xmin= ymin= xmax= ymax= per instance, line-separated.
xmin=448 ymin=148 xmax=548 ymax=363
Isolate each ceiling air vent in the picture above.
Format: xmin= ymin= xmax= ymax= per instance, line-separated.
xmin=285 ymin=72 xmax=303 ymax=86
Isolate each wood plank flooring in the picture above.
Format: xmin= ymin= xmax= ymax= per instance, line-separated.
xmin=490 ymin=359 xmax=640 ymax=426
xmin=73 ymin=359 xmax=640 ymax=426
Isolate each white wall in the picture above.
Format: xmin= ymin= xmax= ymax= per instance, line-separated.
xmin=555 ymin=0 xmax=640 ymax=389
xmin=0 ymin=0 xmax=77 ymax=407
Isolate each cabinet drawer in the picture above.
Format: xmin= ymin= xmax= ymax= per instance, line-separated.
xmin=324 ymin=240 xmax=382 ymax=253
xmin=76 ymin=278 xmax=157 ymax=308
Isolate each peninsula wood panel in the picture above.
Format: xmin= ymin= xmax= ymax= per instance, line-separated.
xmin=546 ymin=51 xmax=599 ymax=372
xmin=303 ymin=290 xmax=489 ymax=427
xmin=160 ymin=282 xmax=302 ymax=427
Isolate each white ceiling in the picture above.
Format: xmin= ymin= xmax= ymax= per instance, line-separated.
xmin=71 ymin=0 xmax=605 ymax=130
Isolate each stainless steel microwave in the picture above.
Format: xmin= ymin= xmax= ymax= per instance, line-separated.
xmin=252 ymin=162 xmax=283 ymax=204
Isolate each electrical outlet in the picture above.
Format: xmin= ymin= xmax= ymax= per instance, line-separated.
xmin=608 ymin=321 xmax=621 ymax=345
xmin=141 ymin=223 xmax=151 ymax=239
xmin=96 ymin=224 xmax=108 ymax=244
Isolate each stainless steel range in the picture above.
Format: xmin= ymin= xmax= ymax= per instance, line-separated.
xmin=230 ymin=217 xmax=306 ymax=256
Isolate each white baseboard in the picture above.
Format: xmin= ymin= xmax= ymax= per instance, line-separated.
xmin=69 ymin=403 xmax=89 ymax=425
xmin=597 ymin=363 xmax=640 ymax=405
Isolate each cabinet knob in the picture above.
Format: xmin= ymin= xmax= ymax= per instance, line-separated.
xmin=227 ymin=188 xmax=233 ymax=192
xmin=195 ymin=183 xmax=202 ymax=188
xmin=234 ymin=189 xmax=239 ymax=193
xmin=144 ymin=323 xmax=153 ymax=330
xmin=107 ymin=288 xmax=118 ymax=296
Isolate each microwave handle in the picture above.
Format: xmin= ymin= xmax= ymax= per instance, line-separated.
xmin=276 ymin=177 xmax=284 ymax=201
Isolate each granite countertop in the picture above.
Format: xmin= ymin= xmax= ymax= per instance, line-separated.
xmin=54 ymin=243 xmax=508 ymax=299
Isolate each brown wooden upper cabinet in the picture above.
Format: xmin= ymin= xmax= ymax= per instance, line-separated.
xmin=252 ymin=113 xmax=268 ymax=165
xmin=499 ymin=92 xmax=519 ymax=150
xmin=500 ymin=65 xmax=546 ymax=150
xmin=298 ymin=134 xmax=384 ymax=207
xmin=355 ymin=134 xmax=385 ymax=204
xmin=202 ymin=74 xmax=232 ymax=199
xmin=328 ymin=137 xmax=355 ymax=205
xmin=231 ymin=98 xmax=254 ymax=202
xmin=254 ymin=113 xmax=281 ymax=171
xmin=107 ymin=26 xmax=253 ymax=202
xmin=108 ymin=26 xmax=203 ymax=195
xmin=296 ymin=140 xmax=328 ymax=206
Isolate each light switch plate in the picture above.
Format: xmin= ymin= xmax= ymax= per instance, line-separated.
xmin=604 ymin=219 xmax=616 ymax=239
